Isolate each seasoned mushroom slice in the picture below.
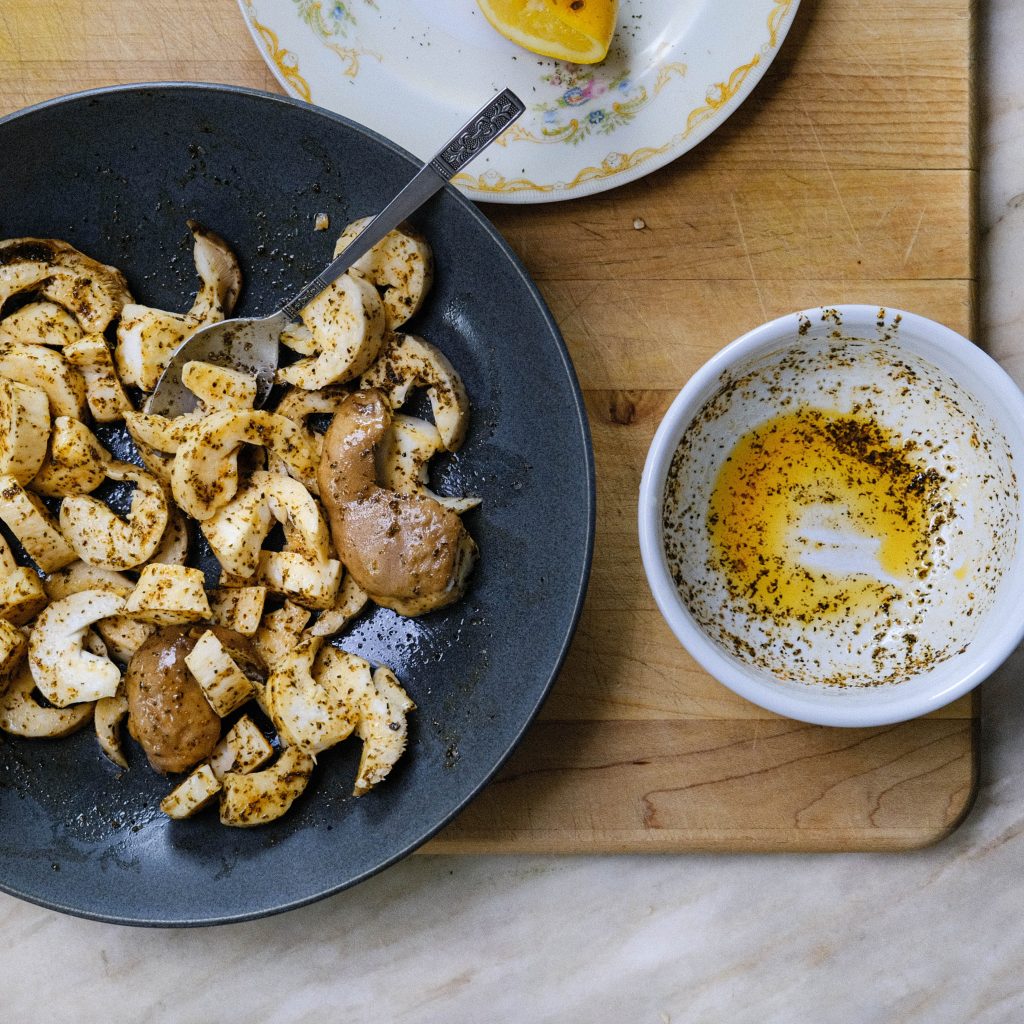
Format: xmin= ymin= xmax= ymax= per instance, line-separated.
xmin=0 ymin=475 xmax=77 ymax=572
xmin=262 ymin=472 xmax=331 ymax=562
xmin=124 ymin=410 xmax=204 ymax=454
xmin=0 ymin=567 xmax=49 ymax=626
xmin=264 ymin=635 xmax=359 ymax=755
xmin=0 ymin=341 xmax=88 ymax=419
xmin=252 ymin=470 xmax=340 ymax=607
xmin=0 ymin=238 xmax=132 ymax=333
xmin=124 ymin=410 xmax=202 ymax=488
xmin=59 ymin=461 xmax=169 ymax=571
xmin=253 ymin=600 xmax=310 ymax=670
xmin=208 ymin=714 xmax=274 ymax=780
xmin=30 ymin=416 xmax=109 ymax=498
xmin=147 ymin=504 xmax=191 ymax=567
xmin=184 ymin=629 xmax=257 ymax=717
xmin=308 ymin=572 xmax=368 ymax=637
xmin=0 ymin=532 xmax=48 ymax=626
xmin=275 ymin=384 xmax=351 ymax=424
xmin=44 ymin=561 xmax=155 ymax=664
xmin=267 ymin=384 xmax=350 ymax=478
xmin=208 ymin=586 xmax=266 ymax=636
xmin=182 ymin=360 xmax=257 ymax=411
xmin=95 ymin=693 xmax=129 ymax=769
xmin=257 ymin=550 xmax=341 ymax=609
xmin=0 ymin=617 xmax=27 ymax=682
xmin=44 ymin=560 xmax=136 ymax=601
xmin=361 ymin=334 xmax=469 ymax=451
xmin=170 ymin=410 xmax=319 ymax=520
xmin=115 ymin=222 xmax=242 ymax=391
xmin=381 ymin=414 xmax=480 ymax=514
xmin=0 ymin=661 xmax=94 ymax=738
xmin=123 ymin=564 xmax=211 ymax=625
xmin=160 ymin=763 xmax=222 ymax=819
xmin=334 ymin=217 xmax=433 ymax=330
xmin=201 ymin=481 xmax=273 ymax=578
xmin=134 ymin=441 xmax=173 ymax=488
xmin=28 ymin=589 xmax=125 ymax=706
xmin=0 ymin=378 xmax=50 ymax=484
xmin=83 ymin=627 xmax=109 ymax=660
xmin=187 ymin=221 xmax=243 ymax=320
xmin=278 ymin=322 xmax=317 ymax=356
xmin=0 ymin=300 xmax=83 ymax=348
xmin=351 ymin=663 xmax=415 ymax=796
xmin=63 ymin=333 xmax=133 ymax=423
xmin=236 ymin=469 xmax=332 ymax=564
xmin=219 ymin=745 xmax=315 ymax=827
xmin=276 ymin=272 xmax=386 ymax=390
xmin=318 ymin=389 xmax=477 ymax=616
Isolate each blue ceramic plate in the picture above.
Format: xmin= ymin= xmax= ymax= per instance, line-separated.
xmin=0 ymin=84 xmax=594 ymax=926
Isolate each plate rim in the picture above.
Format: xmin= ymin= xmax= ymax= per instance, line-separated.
xmin=237 ymin=0 xmax=802 ymax=205
xmin=0 ymin=81 xmax=597 ymax=927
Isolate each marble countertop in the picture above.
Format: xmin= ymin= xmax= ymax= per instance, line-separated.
xmin=4 ymin=3 xmax=1024 ymax=1021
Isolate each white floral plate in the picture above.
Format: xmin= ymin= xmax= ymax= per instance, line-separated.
xmin=239 ymin=0 xmax=800 ymax=204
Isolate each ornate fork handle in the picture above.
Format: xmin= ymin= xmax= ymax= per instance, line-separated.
xmin=431 ymin=89 xmax=526 ymax=178
xmin=278 ymin=87 xmax=524 ymax=323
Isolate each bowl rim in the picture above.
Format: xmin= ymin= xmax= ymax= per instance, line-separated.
xmin=638 ymin=304 xmax=1024 ymax=727
xmin=0 ymin=81 xmax=597 ymax=926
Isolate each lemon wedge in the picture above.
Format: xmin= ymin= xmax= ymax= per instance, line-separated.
xmin=476 ymin=0 xmax=617 ymax=65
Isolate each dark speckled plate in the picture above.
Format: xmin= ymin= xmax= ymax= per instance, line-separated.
xmin=0 ymin=84 xmax=594 ymax=926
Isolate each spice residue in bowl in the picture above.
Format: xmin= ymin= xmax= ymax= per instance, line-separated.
xmin=662 ymin=339 xmax=1018 ymax=687
xmin=708 ymin=407 xmax=951 ymax=626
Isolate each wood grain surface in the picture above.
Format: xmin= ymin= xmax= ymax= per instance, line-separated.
xmin=0 ymin=0 xmax=977 ymax=851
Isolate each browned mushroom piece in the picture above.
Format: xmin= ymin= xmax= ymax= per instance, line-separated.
xmin=125 ymin=624 xmax=265 ymax=774
xmin=318 ymin=388 xmax=477 ymax=617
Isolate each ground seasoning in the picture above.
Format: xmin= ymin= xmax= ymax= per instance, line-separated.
xmin=707 ymin=406 xmax=951 ymax=626
xmin=660 ymin=337 xmax=1018 ymax=688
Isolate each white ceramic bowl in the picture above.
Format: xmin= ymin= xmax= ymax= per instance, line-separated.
xmin=638 ymin=306 xmax=1024 ymax=726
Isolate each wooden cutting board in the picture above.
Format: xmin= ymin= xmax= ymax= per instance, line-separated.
xmin=0 ymin=0 xmax=976 ymax=852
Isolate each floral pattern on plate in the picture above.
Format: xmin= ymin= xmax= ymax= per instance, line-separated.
xmin=239 ymin=0 xmax=800 ymax=203
xmin=288 ymin=0 xmax=380 ymax=77
xmin=530 ymin=62 xmax=686 ymax=146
